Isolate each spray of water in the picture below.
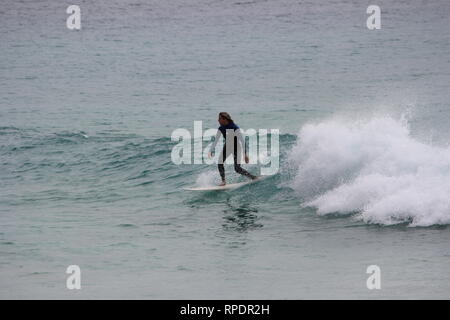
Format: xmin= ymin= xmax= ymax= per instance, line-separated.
xmin=288 ymin=116 xmax=450 ymax=226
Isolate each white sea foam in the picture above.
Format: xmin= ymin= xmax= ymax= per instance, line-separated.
xmin=195 ymin=170 xmax=218 ymax=187
xmin=289 ymin=116 xmax=450 ymax=226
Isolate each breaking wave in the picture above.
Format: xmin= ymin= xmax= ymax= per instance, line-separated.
xmin=288 ymin=116 xmax=450 ymax=226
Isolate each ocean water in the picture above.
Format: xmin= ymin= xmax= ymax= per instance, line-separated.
xmin=1 ymin=0 xmax=450 ymax=299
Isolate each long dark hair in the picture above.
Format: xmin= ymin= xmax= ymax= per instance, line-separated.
xmin=219 ymin=112 xmax=234 ymax=123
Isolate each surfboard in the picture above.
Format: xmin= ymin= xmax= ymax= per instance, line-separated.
xmin=183 ymin=175 xmax=272 ymax=191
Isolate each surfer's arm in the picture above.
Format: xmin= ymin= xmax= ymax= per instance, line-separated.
xmin=235 ymin=129 xmax=247 ymax=155
xmin=209 ymin=129 xmax=222 ymax=154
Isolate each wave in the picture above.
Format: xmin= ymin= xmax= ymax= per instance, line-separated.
xmin=6 ymin=121 xmax=450 ymax=228
xmin=288 ymin=116 xmax=450 ymax=227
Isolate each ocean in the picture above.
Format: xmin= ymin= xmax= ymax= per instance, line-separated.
xmin=1 ymin=0 xmax=450 ymax=299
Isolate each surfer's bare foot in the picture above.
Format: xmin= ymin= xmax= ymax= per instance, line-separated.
xmin=219 ymin=181 xmax=226 ymax=186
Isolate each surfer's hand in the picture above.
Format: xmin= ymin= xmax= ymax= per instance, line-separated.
xmin=208 ymin=152 xmax=213 ymax=159
xmin=245 ymin=155 xmax=249 ymax=163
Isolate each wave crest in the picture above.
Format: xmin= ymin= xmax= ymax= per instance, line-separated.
xmin=289 ymin=116 xmax=450 ymax=226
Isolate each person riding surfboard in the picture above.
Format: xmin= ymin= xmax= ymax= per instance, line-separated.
xmin=208 ymin=112 xmax=257 ymax=186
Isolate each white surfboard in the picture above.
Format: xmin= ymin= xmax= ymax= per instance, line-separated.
xmin=183 ymin=175 xmax=272 ymax=191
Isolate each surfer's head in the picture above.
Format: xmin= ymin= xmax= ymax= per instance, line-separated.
xmin=218 ymin=112 xmax=233 ymax=125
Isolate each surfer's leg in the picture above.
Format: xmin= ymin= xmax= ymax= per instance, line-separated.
xmin=217 ymin=146 xmax=227 ymax=183
xmin=218 ymin=163 xmax=225 ymax=182
xmin=233 ymin=144 xmax=257 ymax=180
xmin=233 ymin=162 xmax=257 ymax=180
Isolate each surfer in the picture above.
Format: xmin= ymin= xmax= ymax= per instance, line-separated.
xmin=208 ymin=112 xmax=257 ymax=186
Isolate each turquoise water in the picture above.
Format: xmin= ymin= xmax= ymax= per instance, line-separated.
xmin=1 ymin=0 xmax=450 ymax=298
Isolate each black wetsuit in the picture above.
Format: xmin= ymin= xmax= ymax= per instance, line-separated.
xmin=211 ymin=123 xmax=257 ymax=182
